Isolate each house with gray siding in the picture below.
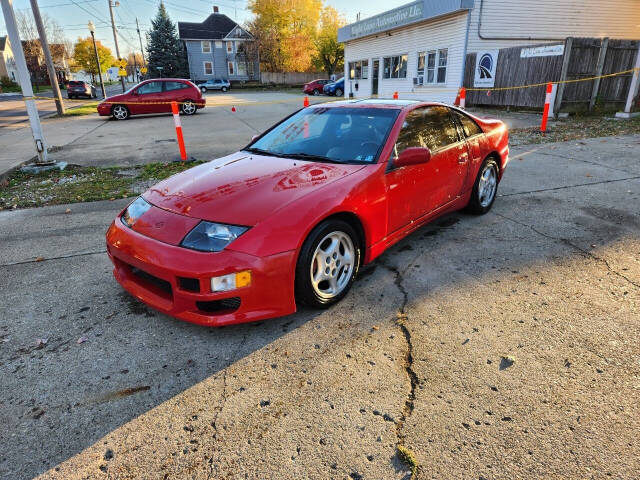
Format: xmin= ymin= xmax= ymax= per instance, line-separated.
xmin=178 ymin=7 xmax=259 ymax=83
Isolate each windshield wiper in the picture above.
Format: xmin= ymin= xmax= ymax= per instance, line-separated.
xmin=243 ymin=147 xmax=286 ymax=158
xmin=282 ymin=152 xmax=345 ymax=164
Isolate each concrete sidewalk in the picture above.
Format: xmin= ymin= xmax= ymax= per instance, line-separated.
xmin=1 ymin=135 xmax=638 ymax=480
xmin=0 ymin=91 xmax=545 ymax=179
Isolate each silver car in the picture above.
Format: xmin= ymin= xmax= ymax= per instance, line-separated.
xmin=199 ymin=78 xmax=231 ymax=93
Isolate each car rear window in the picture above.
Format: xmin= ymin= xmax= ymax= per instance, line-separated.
xmin=165 ymin=81 xmax=190 ymax=91
xmin=68 ymin=81 xmax=83 ymax=86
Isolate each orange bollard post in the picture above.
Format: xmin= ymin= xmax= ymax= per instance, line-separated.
xmin=303 ymin=96 xmax=309 ymax=107
xmin=393 ymin=91 xmax=398 ymax=99
xmin=540 ymin=82 xmax=553 ymax=133
xmin=171 ymin=101 xmax=187 ymax=162
xmin=459 ymin=87 xmax=466 ymax=109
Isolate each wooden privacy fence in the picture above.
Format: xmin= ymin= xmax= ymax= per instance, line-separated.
xmin=463 ymin=37 xmax=640 ymax=112
xmin=260 ymin=72 xmax=327 ymax=85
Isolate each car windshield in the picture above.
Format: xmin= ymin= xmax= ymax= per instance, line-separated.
xmin=245 ymin=107 xmax=399 ymax=164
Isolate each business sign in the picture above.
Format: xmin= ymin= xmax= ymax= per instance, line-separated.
xmin=520 ymin=44 xmax=564 ymax=58
xmin=474 ymin=50 xmax=499 ymax=87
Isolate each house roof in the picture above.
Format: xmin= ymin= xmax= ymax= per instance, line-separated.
xmin=178 ymin=13 xmax=240 ymax=40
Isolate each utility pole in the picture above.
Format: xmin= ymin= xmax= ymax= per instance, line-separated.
xmin=136 ymin=17 xmax=146 ymax=67
xmin=1 ymin=0 xmax=50 ymax=164
xmin=88 ymin=21 xmax=106 ymax=99
xmin=108 ymin=0 xmax=126 ymax=92
xmin=30 ymin=0 xmax=65 ymax=115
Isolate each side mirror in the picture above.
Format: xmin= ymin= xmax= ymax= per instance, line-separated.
xmin=251 ymin=134 xmax=259 ymax=141
xmin=394 ymin=147 xmax=431 ymax=168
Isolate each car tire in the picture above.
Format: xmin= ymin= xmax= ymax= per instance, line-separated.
xmin=111 ymin=104 xmax=130 ymax=120
xmin=312 ymin=89 xmax=319 ymax=96
xmin=200 ymin=87 xmax=207 ymax=93
xmin=221 ymin=86 xmax=228 ymax=92
xmin=335 ymin=88 xmax=343 ymax=97
xmin=295 ymin=219 xmax=361 ymax=308
xmin=466 ymin=157 xmax=499 ymax=215
xmin=68 ymin=94 xmax=74 ymax=99
xmin=181 ymin=100 xmax=197 ymax=115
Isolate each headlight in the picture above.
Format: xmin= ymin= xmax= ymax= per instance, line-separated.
xmin=181 ymin=221 xmax=249 ymax=252
xmin=121 ymin=197 xmax=151 ymax=228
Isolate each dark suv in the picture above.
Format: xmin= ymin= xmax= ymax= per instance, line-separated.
xmin=67 ymin=80 xmax=97 ymax=99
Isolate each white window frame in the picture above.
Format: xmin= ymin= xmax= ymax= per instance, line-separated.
xmin=203 ymin=61 xmax=213 ymax=76
xmin=419 ymin=48 xmax=448 ymax=85
xmin=201 ymin=41 xmax=211 ymax=53
xmin=215 ymin=41 xmax=223 ymax=49
xmin=226 ymin=41 xmax=233 ymax=54
xmin=382 ymin=54 xmax=408 ymax=79
xmin=348 ymin=59 xmax=369 ymax=80
xmin=227 ymin=61 xmax=235 ymax=76
xmin=237 ymin=61 xmax=247 ymax=76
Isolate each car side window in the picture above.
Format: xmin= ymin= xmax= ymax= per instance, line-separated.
xmin=165 ymin=81 xmax=188 ymax=91
xmin=453 ymin=110 xmax=483 ymax=137
xmin=394 ymin=106 xmax=459 ymax=156
xmin=136 ymin=81 xmax=163 ymax=95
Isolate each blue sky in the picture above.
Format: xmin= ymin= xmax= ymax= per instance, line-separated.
xmin=1 ymin=0 xmax=399 ymax=57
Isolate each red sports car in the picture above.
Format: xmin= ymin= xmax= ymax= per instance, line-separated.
xmin=97 ymin=78 xmax=205 ymax=120
xmin=106 ymin=100 xmax=509 ymax=326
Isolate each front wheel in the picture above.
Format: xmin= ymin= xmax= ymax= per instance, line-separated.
xmin=181 ymin=100 xmax=197 ymax=115
xmin=295 ymin=220 xmax=360 ymax=308
xmin=335 ymin=88 xmax=343 ymax=97
xmin=200 ymin=86 xmax=207 ymax=94
xmin=312 ymin=89 xmax=319 ymax=96
xmin=112 ymin=104 xmax=129 ymax=120
xmin=221 ymin=86 xmax=228 ymax=92
xmin=466 ymin=158 xmax=499 ymax=214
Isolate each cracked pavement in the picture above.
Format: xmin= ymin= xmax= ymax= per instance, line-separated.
xmin=0 ymin=134 xmax=639 ymax=480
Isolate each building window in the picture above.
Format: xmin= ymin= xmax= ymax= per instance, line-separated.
xmin=203 ymin=61 xmax=213 ymax=75
xmin=437 ymin=49 xmax=448 ymax=83
xmin=348 ymin=60 xmax=369 ymax=80
xmin=237 ymin=61 xmax=247 ymax=76
xmin=228 ymin=61 xmax=235 ymax=75
xmin=419 ymin=49 xmax=448 ymax=84
xmin=383 ymin=55 xmax=407 ymax=79
xmin=201 ymin=41 xmax=211 ymax=53
xmin=215 ymin=41 xmax=223 ymax=48
xmin=226 ymin=41 xmax=233 ymax=54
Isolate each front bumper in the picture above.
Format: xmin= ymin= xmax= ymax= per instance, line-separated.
xmin=106 ymin=219 xmax=297 ymax=326
xmin=97 ymin=103 xmax=110 ymax=116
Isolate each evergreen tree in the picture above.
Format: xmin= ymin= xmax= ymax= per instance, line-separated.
xmin=146 ymin=2 xmax=189 ymax=78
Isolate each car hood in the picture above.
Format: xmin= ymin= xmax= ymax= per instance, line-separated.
xmin=101 ymin=93 xmax=126 ymax=103
xmin=143 ymin=152 xmax=366 ymax=226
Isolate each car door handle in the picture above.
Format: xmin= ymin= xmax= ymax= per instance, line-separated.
xmin=458 ymin=153 xmax=469 ymax=164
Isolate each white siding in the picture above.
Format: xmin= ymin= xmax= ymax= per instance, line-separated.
xmin=343 ymin=12 xmax=469 ymax=103
xmin=467 ymin=0 xmax=640 ymax=52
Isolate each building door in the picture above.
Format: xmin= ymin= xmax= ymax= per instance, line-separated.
xmin=371 ymin=59 xmax=379 ymax=96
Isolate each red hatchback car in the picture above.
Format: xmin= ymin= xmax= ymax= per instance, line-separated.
xmin=106 ymin=100 xmax=509 ymax=326
xmin=97 ymin=78 xmax=205 ymax=120
xmin=303 ymin=78 xmax=330 ymax=96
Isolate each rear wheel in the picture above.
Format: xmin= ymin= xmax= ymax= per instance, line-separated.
xmin=466 ymin=158 xmax=499 ymax=214
xmin=181 ymin=100 xmax=197 ymax=115
xmin=68 ymin=94 xmax=74 ymax=99
xmin=295 ymin=219 xmax=360 ymax=308
xmin=112 ymin=104 xmax=129 ymax=120
xmin=221 ymin=86 xmax=228 ymax=92
xmin=200 ymin=86 xmax=207 ymax=94
xmin=312 ymin=89 xmax=320 ymax=96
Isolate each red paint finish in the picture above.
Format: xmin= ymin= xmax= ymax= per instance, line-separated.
xmin=302 ymin=79 xmax=330 ymax=95
xmin=106 ymin=100 xmax=509 ymax=326
xmin=97 ymin=78 xmax=205 ymax=117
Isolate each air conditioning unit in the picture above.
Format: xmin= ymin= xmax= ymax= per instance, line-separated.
xmin=413 ymin=76 xmax=423 ymax=86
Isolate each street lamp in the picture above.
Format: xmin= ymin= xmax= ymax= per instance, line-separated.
xmin=88 ymin=21 xmax=107 ymax=99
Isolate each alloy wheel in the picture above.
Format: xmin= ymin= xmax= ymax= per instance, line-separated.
xmin=112 ymin=105 xmax=128 ymax=120
xmin=478 ymin=164 xmax=497 ymax=208
xmin=182 ymin=101 xmax=197 ymax=115
xmin=309 ymin=231 xmax=355 ymax=299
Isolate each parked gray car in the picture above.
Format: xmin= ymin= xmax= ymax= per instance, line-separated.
xmin=67 ymin=80 xmax=97 ymax=99
xmin=198 ymin=78 xmax=231 ymax=93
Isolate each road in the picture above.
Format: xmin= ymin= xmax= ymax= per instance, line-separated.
xmin=0 ymin=83 xmax=128 ymax=129
xmin=0 ymin=134 xmax=639 ymax=479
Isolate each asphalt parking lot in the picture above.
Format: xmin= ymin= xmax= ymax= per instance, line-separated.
xmin=1 ymin=128 xmax=639 ymax=478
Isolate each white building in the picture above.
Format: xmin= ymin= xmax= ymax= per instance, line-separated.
xmin=339 ymin=0 xmax=640 ymax=102
xmin=0 ymin=36 xmax=18 ymax=83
